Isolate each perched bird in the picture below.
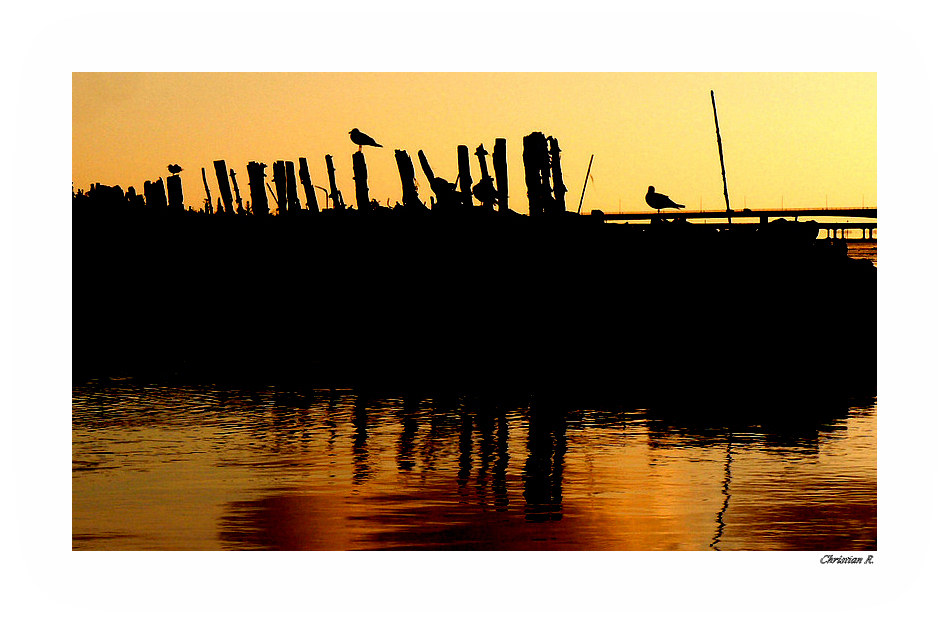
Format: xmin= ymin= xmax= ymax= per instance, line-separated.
xmin=349 ymin=128 xmax=382 ymax=151
xmin=167 ymin=164 xmax=182 ymax=174
xmin=645 ymin=185 xmax=684 ymax=213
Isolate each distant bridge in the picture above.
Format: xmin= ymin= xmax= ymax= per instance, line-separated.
xmin=593 ymin=207 xmax=877 ymax=239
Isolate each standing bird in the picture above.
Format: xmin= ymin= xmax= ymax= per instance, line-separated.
xmin=349 ymin=128 xmax=383 ymax=151
xmin=645 ymin=185 xmax=684 ymax=213
xmin=167 ymin=164 xmax=182 ymax=175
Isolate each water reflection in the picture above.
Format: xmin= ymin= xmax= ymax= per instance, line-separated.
xmin=73 ymin=384 xmax=876 ymax=550
xmin=710 ymin=434 xmax=733 ymax=551
xmin=523 ymin=405 xmax=566 ymax=522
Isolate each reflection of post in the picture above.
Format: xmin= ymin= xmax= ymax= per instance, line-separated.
xmin=353 ymin=151 xmax=370 ymax=211
xmin=325 ymin=155 xmax=343 ymax=209
xmin=475 ymin=409 xmax=495 ymax=502
xmin=397 ymin=406 xmax=418 ymax=472
xmin=493 ymin=411 xmax=509 ymax=510
xmin=523 ymin=405 xmax=565 ymax=522
xmin=493 ymin=138 xmax=508 ymax=212
xmin=710 ymin=434 xmax=733 ymax=551
xmin=352 ymin=397 xmax=370 ymax=485
xmin=457 ymin=411 xmax=472 ymax=493
xmin=213 ymin=160 xmax=234 ymax=214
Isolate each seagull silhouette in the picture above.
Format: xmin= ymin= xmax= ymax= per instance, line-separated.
xmin=349 ymin=128 xmax=382 ymax=152
xmin=167 ymin=164 xmax=182 ymax=174
xmin=645 ymin=186 xmax=684 ymax=213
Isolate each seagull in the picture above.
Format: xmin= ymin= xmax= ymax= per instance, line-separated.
xmin=349 ymin=128 xmax=382 ymax=151
xmin=645 ymin=186 xmax=684 ymax=213
xmin=167 ymin=164 xmax=182 ymax=174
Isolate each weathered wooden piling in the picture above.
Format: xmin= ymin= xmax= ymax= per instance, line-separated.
xmin=473 ymin=144 xmax=496 ymax=210
xmin=457 ymin=145 xmax=473 ymax=211
xmin=285 ymin=160 xmax=300 ymax=212
xmin=228 ymin=169 xmax=244 ymax=216
xmin=523 ymin=131 xmax=552 ymax=217
xmin=418 ymin=149 xmax=437 ymax=188
xmin=273 ymin=161 xmax=288 ymax=215
xmin=395 ymin=149 xmax=425 ymax=210
xmin=213 ymin=160 xmax=234 ymax=214
xmin=166 ymin=174 xmax=184 ymax=212
xmin=493 ymin=138 xmax=509 ymax=212
xmin=353 ymin=151 xmax=370 ymax=211
xmin=325 ymin=155 xmax=344 ymax=209
xmin=419 ymin=149 xmax=457 ymax=210
xmin=246 ymin=161 xmax=269 ymax=216
xmin=143 ymin=178 xmax=168 ymax=213
xmin=549 ymin=137 xmax=567 ymax=214
xmin=201 ymin=167 xmax=214 ymax=213
xmin=298 ymin=157 xmax=320 ymax=211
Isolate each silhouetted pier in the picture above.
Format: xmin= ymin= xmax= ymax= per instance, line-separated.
xmin=597 ymin=207 xmax=877 ymax=239
xmin=72 ymin=129 xmax=876 ymax=403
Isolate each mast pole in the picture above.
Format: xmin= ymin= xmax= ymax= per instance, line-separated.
xmin=577 ymin=154 xmax=594 ymax=214
xmin=711 ymin=90 xmax=732 ymax=224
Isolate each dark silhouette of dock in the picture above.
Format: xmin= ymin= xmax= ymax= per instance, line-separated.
xmin=72 ymin=130 xmax=876 ymax=406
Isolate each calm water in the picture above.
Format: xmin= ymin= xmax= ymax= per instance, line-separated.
xmin=844 ymin=239 xmax=877 ymax=266
xmin=73 ymin=384 xmax=876 ymax=551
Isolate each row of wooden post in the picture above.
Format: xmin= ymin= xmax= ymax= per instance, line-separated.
xmin=523 ymin=131 xmax=567 ymax=217
xmin=124 ymin=132 xmax=564 ymax=216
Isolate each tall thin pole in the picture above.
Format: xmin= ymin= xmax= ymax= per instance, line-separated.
xmin=711 ymin=90 xmax=731 ymax=224
xmin=577 ymin=154 xmax=594 ymax=214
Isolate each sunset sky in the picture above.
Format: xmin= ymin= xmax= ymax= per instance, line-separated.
xmin=73 ymin=72 xmax=876 ymax=214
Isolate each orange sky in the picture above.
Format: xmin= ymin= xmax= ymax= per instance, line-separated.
xmin=72 ymin=72 xmax=876 ymax=214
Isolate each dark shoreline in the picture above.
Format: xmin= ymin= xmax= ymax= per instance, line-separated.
xmin=73 ymin=207 xmax=876 ymax=408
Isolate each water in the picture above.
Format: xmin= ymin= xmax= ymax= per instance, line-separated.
xmin=73 ymin=384 xmax=876 ymax=550
xmin=845 ymin=239 xmax=877 ymax=266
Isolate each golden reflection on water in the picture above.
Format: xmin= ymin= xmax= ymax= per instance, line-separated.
xmin=73 ymin=386 xmax=876 ymax=551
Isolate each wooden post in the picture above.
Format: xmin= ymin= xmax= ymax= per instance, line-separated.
xmin=246 ymin=161 xmax=269 ymax=216
xmin=549 ymin=137 xmax=567 ymax=214
xmin=325 ymin=155 xmax=344 ymax=209
xmin=395 ymin=149 xmax=424 ymax=210
xmin=473 ymin=144 xmax=495 ymax=210
xmin=213 ymin=160 xmax=234 ymax=214
xmin=523 ymin=132 xmax=551 ymax=217
xmin=285 ymin=160 xmax=301 ymax=212
xmin=273 ymin=160 xmax=288 ymax=215
xmin=201 ymin=167 xmax=214 ymax=214
xmin=298 ymin=157 xmax=319 ymax=211
xmin=493 ymin=138 xmax=508 ymax=212
xmin=143 ymin=180 xmax=159 ymax=213
xmin=228 ymin=169 xmax=244 ymax=215
xmin=353 ymin=151 xmax=370 ymax=211
xmin=417 ymin=149 xmax=437 ymax=188
xmin=417 ymin=149 xmax=456 ymax=211
xmin=166 ymin=174 xmax=184 ymax=212
xmin=457 ymin=145 xmax=473 ymax=211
